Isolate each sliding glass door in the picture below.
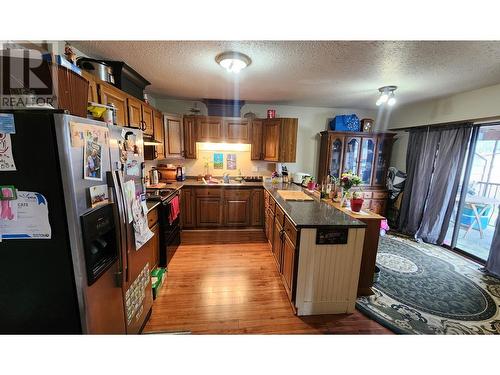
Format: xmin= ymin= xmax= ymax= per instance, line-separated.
xmin=444 ymin=124 xmax=500 ymax=262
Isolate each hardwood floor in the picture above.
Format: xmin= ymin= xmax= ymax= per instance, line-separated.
xmin=143 ymin=241 xmax=392 ymax=334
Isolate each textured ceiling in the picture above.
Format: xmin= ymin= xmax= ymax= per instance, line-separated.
xmin=72 ymin=41 xmax=500 ymax=109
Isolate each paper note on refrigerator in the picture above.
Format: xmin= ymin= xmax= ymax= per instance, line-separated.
xmin=132 ymin=196 xmax=153 ymax=250
xmin=0 ymin=133 xmax=17 ymax=171
xmin=69 ymin=122 xmax=109 ymax=148
xmin=122 ymin=180 xmax=136 ymax=223
xmin=0 ymin=191 xmax=51 ymax=240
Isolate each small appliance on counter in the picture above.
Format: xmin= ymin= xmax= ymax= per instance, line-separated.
xmin=281 ymin=166 xmax=289 ymax=183
xmin=149 ymin=168 xmax=160 ymax=185
xmin=156 ymin=165 xmax=177 ymax=182
xmin=176 ymin=166 xmax=186 ymax=181
xmin=292 ymin=172 xmax=311 ymax=186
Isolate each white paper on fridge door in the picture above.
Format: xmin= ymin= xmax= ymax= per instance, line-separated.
xmin=122 ymin=180 xmax=136 ymax=223
xmin=0 ymin=133 xmax=17 ymax=171
xmin=132 ymin=197 xmax=153 ymax=250
xmin=0 ymin=191 xmax=51 ymax=240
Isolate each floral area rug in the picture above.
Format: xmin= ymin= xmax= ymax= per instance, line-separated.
xmin=356 ymin=234 xmax=500 ymax=334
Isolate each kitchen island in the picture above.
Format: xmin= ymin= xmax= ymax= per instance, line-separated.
xmin=263 ymin=182 xmax=366 ymax=316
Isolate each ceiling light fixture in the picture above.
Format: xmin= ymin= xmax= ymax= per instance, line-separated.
xmin=215 ymin=51 xmax=251 ymax=73
xmin=376 ymin=85 xmax=398 ymax=107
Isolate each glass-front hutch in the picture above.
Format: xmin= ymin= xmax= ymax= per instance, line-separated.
xmin=318 ymin=131 xmax=395 ymax=214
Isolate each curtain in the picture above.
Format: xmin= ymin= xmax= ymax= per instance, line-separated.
xmin=398 ymin=128 xmax=441 ymax=235
xmin=485 ymin=211 xmax=500 ymax=278
xmin=415 ymin=126 xmax=472 ymax=243
xmin=398 ymin=124 xmax=472 ymax=244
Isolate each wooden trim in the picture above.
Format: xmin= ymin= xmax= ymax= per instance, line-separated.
xmin=181 ymin=229 xmax=266 ymax=245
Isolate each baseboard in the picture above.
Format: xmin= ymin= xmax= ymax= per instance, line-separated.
xmin=181 ymin=228 xmax=267 ymax=245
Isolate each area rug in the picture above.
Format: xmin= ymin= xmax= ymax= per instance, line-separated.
xmin=356 ymin=234 xmax=500 ymax=334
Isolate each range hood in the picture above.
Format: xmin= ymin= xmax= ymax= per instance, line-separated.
xmin=143 ymin=135 xmax=162 ymax=146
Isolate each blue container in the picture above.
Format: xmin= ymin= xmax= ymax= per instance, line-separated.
xmin=460 ymin=205 xmax=492 ymax=230
xmin=329 ymin=114 xmax=361 ymax=132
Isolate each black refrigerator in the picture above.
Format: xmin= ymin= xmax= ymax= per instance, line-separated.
xmin=0 ymin=109 xmax=153 ymax=333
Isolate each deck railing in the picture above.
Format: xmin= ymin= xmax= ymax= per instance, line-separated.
xmin=476 ymin=181 xmax=500 ymax=200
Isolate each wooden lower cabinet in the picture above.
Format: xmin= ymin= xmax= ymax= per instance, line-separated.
xmin=224 ymin=189 xmax=251 ymax=226
xmin=272 ymin=220 xmax=283 ymax=271
xmin=281 ymin=233 xmax=296 ymax=299
xmin=196 ymin=197 xmax=223 ymax=227
xmin=182 ymin=187 xmax=265 ymax=229
xmin=181 ymin=188 xmax=195 ymax=228
xmin=264 ymin=191 xmax=299 ymax=304
xmin=250 ymin=189 xmax=263 ymax=226
xmin=150 ymin=223 xmax=160 ymax=269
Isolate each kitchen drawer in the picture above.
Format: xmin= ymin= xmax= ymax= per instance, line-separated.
xmin=224 ymin=189 xmax=251 ymax=200
xmin=195 ymin=188 xmax=223 ymax=198
xmin=269 ymin=196 xmax=276 ymax=213
xmin=362 ymin=199 xmax=372 ymax=209
xmin=275 ymin=204 xmax=285 ymax=226
xmin=372 ymin=191 xmax=388 ymax=199
xmin=362 ymin=191 xmax=373 ymax=199
xmin=283 ymin=215 xmax=298 ymax=247
xmin=147 ymin=207 xmax=159 ymax=228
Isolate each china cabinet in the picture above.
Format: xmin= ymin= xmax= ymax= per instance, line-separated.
xmin=317 ymin=131 xmax=395 ymax=215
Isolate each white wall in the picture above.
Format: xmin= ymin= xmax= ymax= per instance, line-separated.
xmin=154 ymin=98 xmax=377 ymax=178
xmin=386 ymin=83 xmax=500 ymax=172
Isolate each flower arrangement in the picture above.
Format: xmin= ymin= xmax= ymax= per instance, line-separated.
xmin=340 ymin=172 xmax=362 ymax=194
xmin=339 ymin=172 xmax=363 ymax=209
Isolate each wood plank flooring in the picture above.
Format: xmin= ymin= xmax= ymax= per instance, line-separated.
xmin=143 ymin=242 xmax=392 ymax=334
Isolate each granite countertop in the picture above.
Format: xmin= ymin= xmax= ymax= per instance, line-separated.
xmin=263 ymin=182 xmax=366 ymax=229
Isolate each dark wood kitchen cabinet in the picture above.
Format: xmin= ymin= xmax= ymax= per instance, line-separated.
xmin=224 ymin=118 xmax=250 ymax=143
xmin=153 ymin=110 xmax=165 ymax=159
xmin=262 ymin=118 xmax=298 ymax=162
xmin=98 ymin=82 xmax=129 ymax=126
xmin=250 ymin=119 xmax=263 ymax=160
xmin=127 ymin=96 xmax=143 ymax=129
xmin=223 ymin=189 xmax=251 ymax=226
xmin=183 ymin=116 xmax=197 ymax=159
xmin=164 ymin=114 xmax=184 ymax=158
xmin=126 ymin=97 xmax=154 ymax=136
xmin=197 ymin=117 xmax=224 ymax=142
xmin=281 ymin=232 xmax=296 ymax=299
xmin=250 ymin=189 xmax=264 ymax=226
xmin=181 ymin=188 xmax=196 ymax=228
xmin=272 ymin=216 xmax=284 ymax=271
xmin=196 ymin=197 xmax=223 ymax=227
xmin=142 ymin=104 xmax=155 ymax=136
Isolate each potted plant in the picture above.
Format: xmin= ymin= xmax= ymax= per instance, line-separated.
xmin=339 ymin=172 xmax=362 ymax=210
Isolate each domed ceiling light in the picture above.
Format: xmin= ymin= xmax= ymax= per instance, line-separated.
xmin=376 ymin=85 xmax=398 ymax=106
xmin=215 ymin=51 xmax=251 ymax=73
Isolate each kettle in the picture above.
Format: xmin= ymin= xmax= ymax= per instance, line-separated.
xmin=150 ymin=169 xmax=161 ymax=185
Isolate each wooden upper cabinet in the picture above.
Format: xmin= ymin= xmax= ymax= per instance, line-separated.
xmin=127 ymin=97 xmax=142 ymax=129
xmin=164 ymin=114 xmax=184 ymax=158
xmin=183 ymin=116 xmax=197 ymax=159
xmin=263 ymin=118 xmax=298 ymax=162
xmin=224 ymin=118 xmax=249 ymax=143
xmin=250 ymin=119 xmax=263 ymax=160
xmin=98 ymin=83 xmax=128 ymax=126
xmin=197 ymin=117 xmax=223 ymax=142
xmin=263 ymin=119 xmax=281 ymax=161
xmin=153 ymin=110 xmax=165 ymax=159
xmin=142 ymin=104 xmax=154 ymax=136
xmin=81 ymin=71 xmax=98 ymax=104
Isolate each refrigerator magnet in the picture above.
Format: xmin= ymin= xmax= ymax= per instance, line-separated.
xmin=0 ymin=114 xmax=15 ymax=134
xmin=83 ymin=140 xmax=103 ymax=181
xmin=0 ymin=133 xmax=17 ymax=171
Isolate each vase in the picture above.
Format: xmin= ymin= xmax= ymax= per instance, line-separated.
xmin=350 ymin=198 xmax=364 ymax=212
